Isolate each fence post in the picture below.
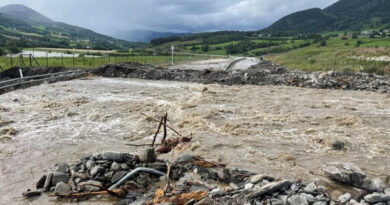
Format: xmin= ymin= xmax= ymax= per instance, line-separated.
xmin=10 ymin=54 xmax=13 ymax=67
xmin=46 ymin=51 xmax=48 ymax=67
xmin=72 ymin=53 xmax=75 ymax=68
xmin=61 ymin=53 xmax=64 ymax=67
xmin=29 ymin=54 xmax=32 ymax=67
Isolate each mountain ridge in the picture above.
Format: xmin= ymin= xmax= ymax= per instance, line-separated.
xmin=265 ymin=0 xmax=390 ymax=33
xmin=0 ymin=4 xmax=141 ymax=51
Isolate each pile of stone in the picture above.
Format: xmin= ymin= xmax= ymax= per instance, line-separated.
xmin=23 ymin=149 xmax=389 ymax=205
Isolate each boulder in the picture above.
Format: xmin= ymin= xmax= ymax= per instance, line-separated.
xmin=363 ymin=193 xmax=390 ymax=203
xmin=55 ymin=163 xmax=70 ymax=174
xmin=321 ymin=162 xmax=366 ymax=186
xmin=51 ymin=172 xmax=70 ymax=186
xmin=110 ymin=162 xmax=121 ymax=172
xmin=339 ymin=193 xmax=352 ymax=205
xmin=287 ymin=194 xmax=309 ymax=205
xmin=54 ymin=182 xmax=71 ymax=195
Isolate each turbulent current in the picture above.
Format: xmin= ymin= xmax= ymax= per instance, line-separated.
xmin=0 ymin=77 xmax=390 ymax=204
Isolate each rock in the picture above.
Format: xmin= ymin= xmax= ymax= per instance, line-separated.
xmin=339 ymin=193 xmax=352 ymax=205
xmin=112 ymin=171 xmax=128 ymax=183
xmin=110 ymin=162 xmax=121 ymax=171
xmin=245 ymin=183 xmax=254 ymax=190
xmin=55 ymin=163 xmax=70 ymax=173
xmin=90 ymin=165 xmax=104 ymax=177
xmin=51 ymin=172 xmax=70 ymax=186
xmin=250 ymin=174 xmax=275 ymax=184
xmin=248 ymin=180 xmax=292 ymax=199
xmin=79 ymin=180 xmax=102 ymax=191
xmin=313 ymin=202 xmax=327 ymax=205
xmin=217 ymin=169 xmax=230 ymax=182
xmin=54 ymin=182 xmax=71 ymax=195
xmin=194 ymin=196 xmax=213 ymax=205
xmin=331 ymin=140 xmax=346 ymax=150
xmin=22 ymin=190 xmax=41 ymax=198
xmin=36 ymin=175 xmax=46 ymax=189
xmin=270 ymin=198 xmax=283 ymax=205
xmin=304 ymin=182 xmax=317 ymax=192
xmin=363 ymin=193 xmax=390 ymax=203
xmin=301 ymin=193 xmax=317 ymax=204
xmin=120 ymin=163 xmax=130 ymax=171
xmin=86 ymin=160 xmax=96 ymax=170
xmin=117 ymin=191 xmax=143 ymax=205
xmin=321 ymin=162 xmax=366 ymax=186
xmin=287 ymin=194 xmax=309 ymax=205
xmin=361 ymin=178 xmax=386 ymax=192
xmin=142 ymin=148 xmax=156 ymax=163
xmin=99 ymin=151 xmax=132 ymax=163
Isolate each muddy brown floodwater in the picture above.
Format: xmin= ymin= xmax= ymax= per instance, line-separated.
xmin=0 ymin=77 xmax=390 ymax=204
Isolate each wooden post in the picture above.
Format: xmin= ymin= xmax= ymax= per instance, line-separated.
xmin=73 ymin=53 xmax=75 ymax=68
xmin=29 ymin=54 xmax=32 ymax=67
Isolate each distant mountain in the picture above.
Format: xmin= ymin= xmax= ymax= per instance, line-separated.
xmin=113 ymin=29 xmax=192 ymax=43
xmin=265 ymin=0 xmax=390 ymax=33
xmin=0 ymin=4 xmax=53 ymax=24
xmin=0 ymin=4 xmax=141 ymax=50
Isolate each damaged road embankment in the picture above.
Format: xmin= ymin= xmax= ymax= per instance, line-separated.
xmin=94 ymin=61 xmax=389 ymax=93
xmin=1 ymin=61 xmax=389 ymax=94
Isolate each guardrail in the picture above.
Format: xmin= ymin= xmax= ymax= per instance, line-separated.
xmin=0 ymin=69 xmax=97 ymax=95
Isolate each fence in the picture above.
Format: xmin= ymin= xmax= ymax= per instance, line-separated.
xmin=0 ymin=51 xmax=229 ymax=72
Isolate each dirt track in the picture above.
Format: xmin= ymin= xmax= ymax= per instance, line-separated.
xmin=1 ymin=77 xmax=390 ymax=204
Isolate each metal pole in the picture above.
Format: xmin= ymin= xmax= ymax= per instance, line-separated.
xmin=19 ymin=69 xmax=24 ymax=78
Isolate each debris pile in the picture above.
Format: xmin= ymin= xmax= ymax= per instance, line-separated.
xmin=24 ymin=151 xmax=390 ymax=205
xmin=22 ymin=114 xmax=389 ymax=205
xmin=94 ymin=61 xmax=389 ymax=93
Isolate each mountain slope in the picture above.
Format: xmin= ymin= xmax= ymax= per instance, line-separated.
xmin=0 ymin=4 xmax=141 ymax=50
xmin=266 ymin=8 xmax=336 ymax=33
xmin=265 ymin=0 xmax=390 ymax=33
xmin=113 ymin=29 xmax=191 ymax=43
xmin=0 ymin=4 xmax=53 ymax=24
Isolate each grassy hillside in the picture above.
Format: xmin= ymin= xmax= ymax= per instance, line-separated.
xmin=265 ymin=0 xmax=390 ymax=33
xmin=0 ymin=4 xmax=142 ymax=52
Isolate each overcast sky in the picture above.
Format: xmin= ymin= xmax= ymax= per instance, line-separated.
xmin=0 ymin=0 xmax=338 ymax=35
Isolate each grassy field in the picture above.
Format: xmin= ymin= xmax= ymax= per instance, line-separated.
xmin=267 ymin=37 xmax=390 ymax=75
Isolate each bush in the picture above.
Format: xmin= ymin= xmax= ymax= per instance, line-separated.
xmin=320 ymin=40 xmax=327 ymax=47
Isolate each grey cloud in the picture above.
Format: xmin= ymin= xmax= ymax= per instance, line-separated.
xmin=0 ymin=0 xmax=338 ymax=34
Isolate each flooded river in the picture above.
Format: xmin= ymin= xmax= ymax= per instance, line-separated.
xmin=0 ymin=77 xmax=390 ymax=204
